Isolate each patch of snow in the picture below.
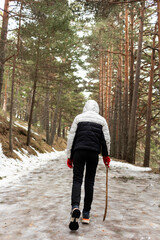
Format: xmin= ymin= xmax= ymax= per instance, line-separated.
xmin=0 ymin=143 xmax=151 ymax=189
xmin=110 ymin=159 xmax=152 ymax=172
xmin=0 ymin=143 xmax=67 ymax=187
xmin=29 ymin=146 xmax=38 ymax=153
xmin=21 ymin=148 xmax=28 ymax=154
xmin=31 ymin=131 xmax=39 ymax=136
xmin=14 ymin=122 xmax=28 ymax=131
xmin=14 ymin=122 xmax=39 ymax=136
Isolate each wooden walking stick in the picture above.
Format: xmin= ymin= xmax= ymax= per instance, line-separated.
xmin=103 ymin=165 xmax=108 ymax=221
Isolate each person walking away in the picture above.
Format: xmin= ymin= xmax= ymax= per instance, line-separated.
xmin=67 ymin=100 xmax=111 ymax=231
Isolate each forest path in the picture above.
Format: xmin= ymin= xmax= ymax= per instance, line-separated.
xmin=0 ymin=151 xmax=160 ymax=240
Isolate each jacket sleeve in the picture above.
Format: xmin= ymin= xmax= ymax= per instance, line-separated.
xmin=102 ymin=119 xmax=111 ymax=155
xmin=67 ymin=117 xmax=78 ymax=159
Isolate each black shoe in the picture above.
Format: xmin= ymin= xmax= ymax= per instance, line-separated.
xmin=69 ymin=208 xmax=81 ymax=230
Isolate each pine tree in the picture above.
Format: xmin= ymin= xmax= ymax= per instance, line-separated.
xmin=0 ymin=0 xmax=9 ymax=105
xmin=127 ymin=1 xmax=145 ymax=163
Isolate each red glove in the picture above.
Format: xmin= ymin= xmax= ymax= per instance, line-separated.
xmin=103 ymin=156 xmax=111 ymax=167
xmin=67 ymin=158 xmax=73 ymax=168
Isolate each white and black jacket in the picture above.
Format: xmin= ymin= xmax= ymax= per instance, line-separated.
xmin=67 ymin=100 xmax=111 ymax=159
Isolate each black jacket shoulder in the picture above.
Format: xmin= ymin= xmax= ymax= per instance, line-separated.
xmin=71 ymin=121 xmax=108 ymax=158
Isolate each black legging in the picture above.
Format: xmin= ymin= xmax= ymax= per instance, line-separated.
xmin=71 ymin=149 xmax=99 ymax=212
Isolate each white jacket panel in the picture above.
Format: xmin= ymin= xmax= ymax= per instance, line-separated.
xmin=67 ymin=100 xmax=111 ymax=158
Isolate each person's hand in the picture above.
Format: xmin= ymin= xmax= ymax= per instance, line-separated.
xmin=67 ymin=158 xmax=73 ymax=168
xmin=103 ymin=156 xmax=111 ymax=168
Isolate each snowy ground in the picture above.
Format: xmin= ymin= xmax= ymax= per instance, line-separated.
xmin=0 ymin=148 xmax=160 ymax=240
xmin=0 ymin=143 xmax=63 ymax=187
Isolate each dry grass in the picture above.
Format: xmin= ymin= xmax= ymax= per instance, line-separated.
xmin=0 ymin=115 xmax=66 ymax=160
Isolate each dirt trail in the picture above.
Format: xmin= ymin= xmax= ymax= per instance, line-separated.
xmin=0 ymin=152 xmax=160 ymax=240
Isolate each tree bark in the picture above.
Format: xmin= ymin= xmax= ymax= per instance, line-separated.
xmin=62 ymin=127 xmax=65 ymax=139
xmin=129 ymin=7 xmax=134 ymax=116
xmin=103 ymin=54 xmax=106 ymax=117
xmin=127 ymin=1 xmax=145 ymax=163
xmin=108 ymin=47 xmax=113 ymax=128
xmin=105 ymin=53 xmax=109 ymax=121
xmin=0 ymin=0 xmax=9 ymax=105
xmin=111 ymin=76 xmax=119 ymax=157
xmin=117 ymin=43 xmax=123 ymax=159
xmin=45 ymin=78 xmax=50 ymax=144
xmin=27 ymin=44 xmax=39 ymax=146
xmin=2 ymin=69 xmax=8 ymax=112
xmin=133 ymin=122 xmax=137 ymax=164
xmin=49 ymin=79 xmax=63 ymax=146
xmin=143 ymin=24 xmax=157 ymax=167
xmin=99 ymin=49 xmax=103 ymax=116
xmin=9 ymin=55 xmax=16 ymax=152
xmin=9 ymin=1 xmax=22 ymax=152
xmin=123 ymin=6 xmax=129 ymax=160
xmin=58 ymin=111 xmax=62 ymax=137
xmin=99 ymin=28 xmax=104 ymax=116
xmin=157 ymin=0 xmax=160 ymax=81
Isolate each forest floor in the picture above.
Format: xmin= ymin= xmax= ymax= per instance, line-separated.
xmin=0 ymin=115 xmax=66 ymax=160
xmin=0 ymin=151 xmax=160 ymax=240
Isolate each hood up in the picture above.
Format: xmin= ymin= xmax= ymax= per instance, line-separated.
xmin=83 ymin=100 xmax=99 ymax=114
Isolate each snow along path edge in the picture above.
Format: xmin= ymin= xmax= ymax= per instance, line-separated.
xmin=111 ymin=160 xmax=151 ymax=172
xmin=0 ymin=143 xmax=67 ymax=187
xmin=0 ymin=143 xmax=151 ymax=188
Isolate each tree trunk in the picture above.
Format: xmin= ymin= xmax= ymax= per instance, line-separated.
xmin=9 ymin=1 xmax=22 ymax=152
xmin=2 ymin=69 xmax=8 ymax=112
xmin=123 ymin=6 xmax=129 ymax=160
xmin=9 ymin=55 xmax=16 ymax=152
xmin=133 ymin=123 xmax=137 ymax=164
xmin=58 ymin=111 xmax=62 ymax=137
xmin=108 ymin=48 xmax=113 ymax=128
xmin=62 ymin=128 xmax=65 ymax=139
xmin=99 ymin=49 xmax=103 ymax=116
xmin=0 ymin=0 xmax=9 ymax=105
xmin=103 ymin=54 xmax=106 ymax=117
xmin=127 ymin=1 xmax=145 ymax=163
xmin=45 ymin=78 xmax=50 ymax=144
xmin=143 ymin=24 xmax=157 ymax=167
xmin=111 ymin=76 xmax=119 ymax=157
xmin=27 ymin=45 xmax=39 ymax=146
xmin=157 ymin=0 xmax=160 ymax=81
xmin=129 ymin=7 xmax=134 ymax=116
xmin=49 ymin=80 xmax=63 ymax=146
xmin=105 ymin=54 xmax=109 ymax=121
xmin=99 ymin=28 xmax=104 ymax=116
xmin=117 ymin=44 xmax=123 ymax=159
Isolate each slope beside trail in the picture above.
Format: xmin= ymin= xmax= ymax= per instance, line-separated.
xmin=0 ymin=151 xmax=160 ymax=240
